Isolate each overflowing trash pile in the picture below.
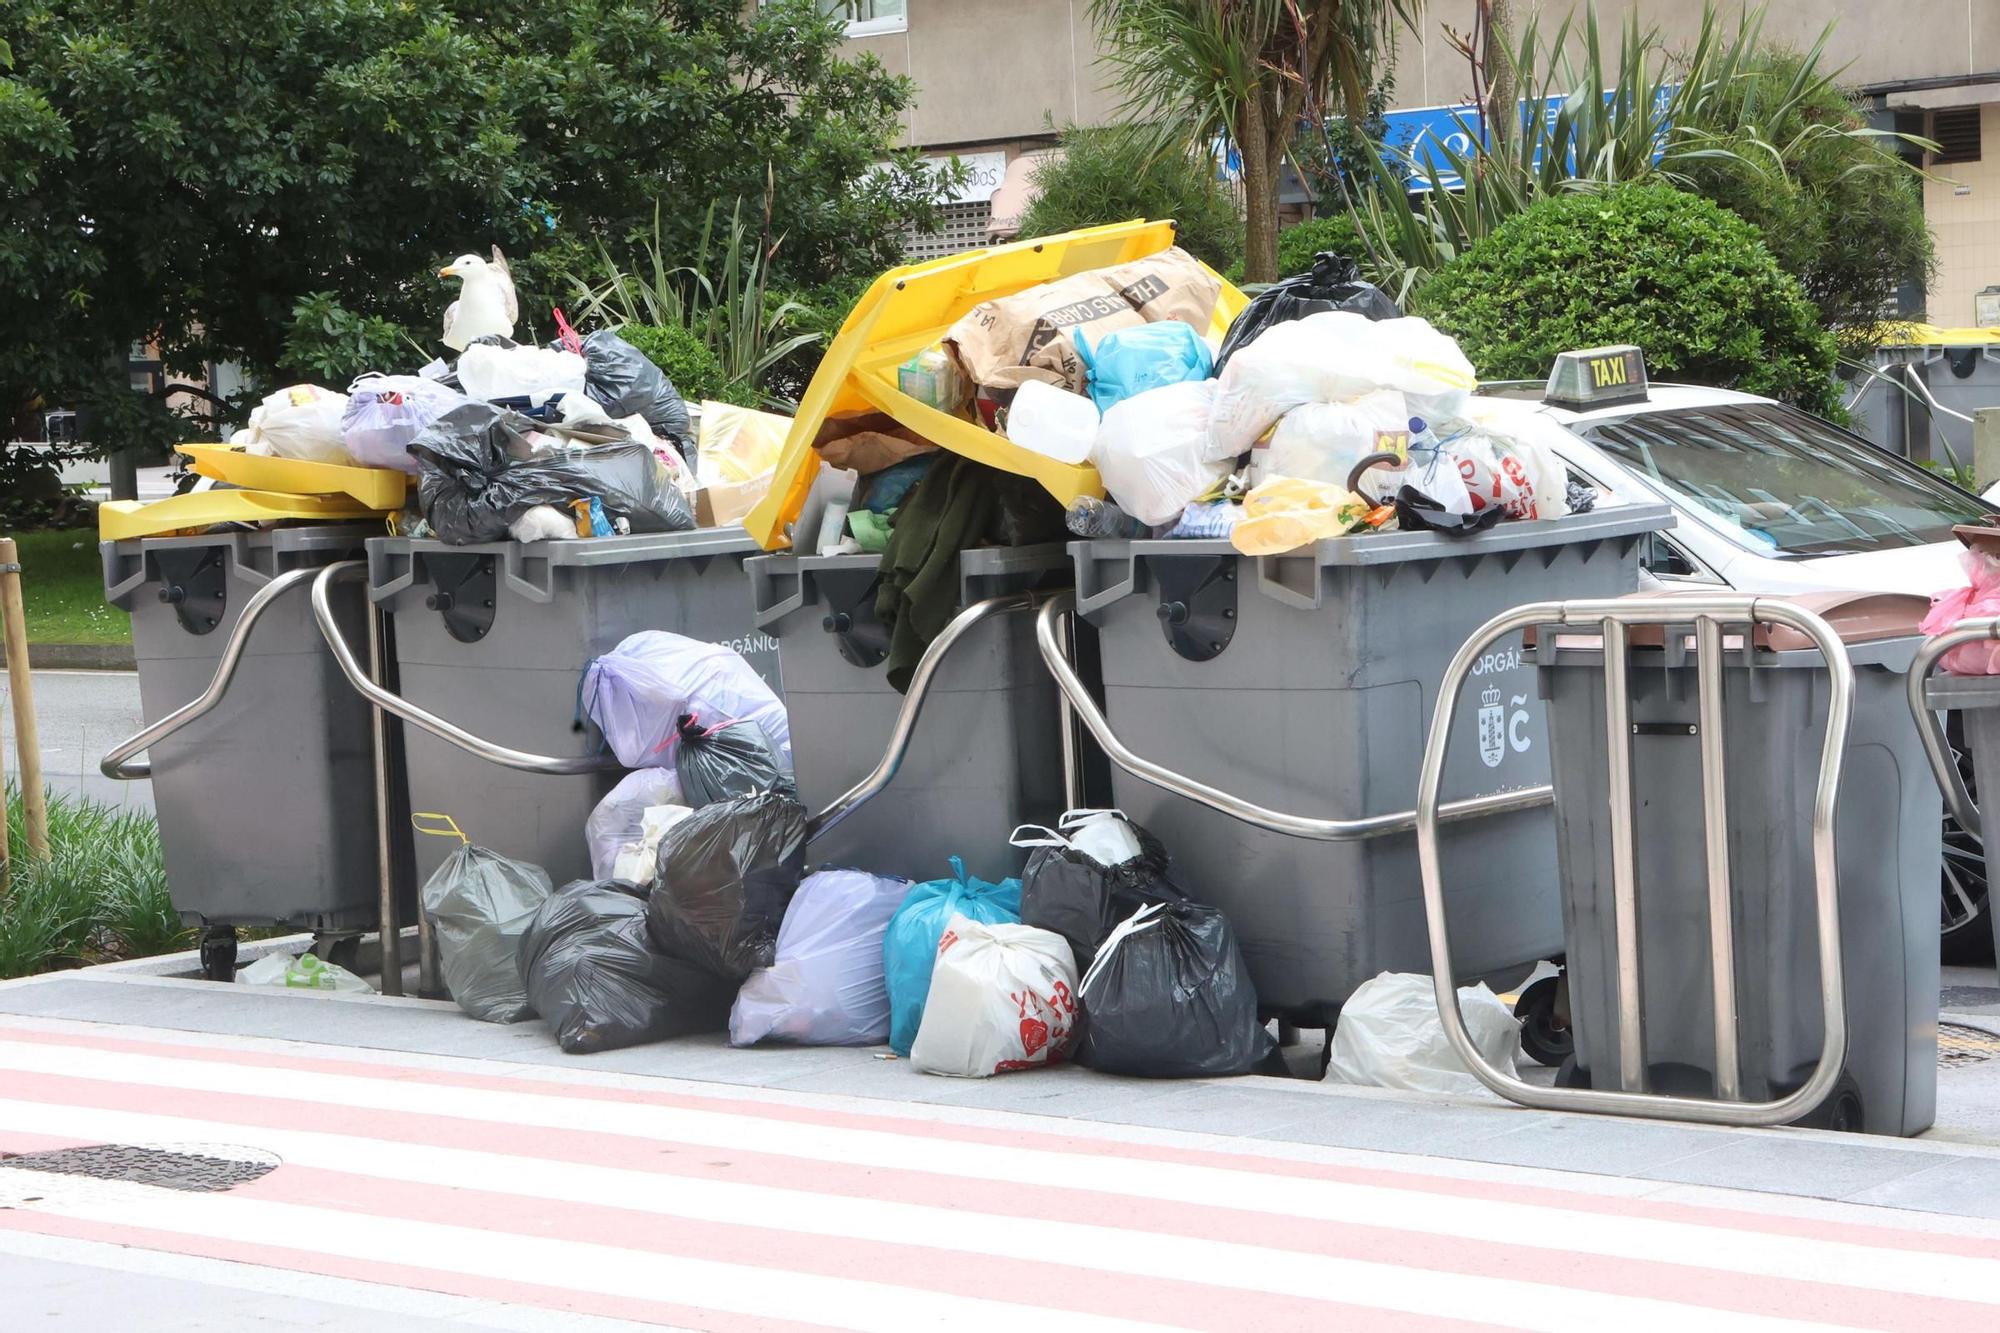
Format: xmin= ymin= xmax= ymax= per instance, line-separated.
xmin=906 ymin=250 xmax=1585 ymax=555
xmin=403 ymin=631 xmax=1317 ymax=1082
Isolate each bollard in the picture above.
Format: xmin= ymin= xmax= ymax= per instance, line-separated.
xmin=0 ymin=536 xmax=51 ymax=875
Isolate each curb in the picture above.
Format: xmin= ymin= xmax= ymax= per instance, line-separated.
xmin=0 ymin=642 xmax=136 ymax=671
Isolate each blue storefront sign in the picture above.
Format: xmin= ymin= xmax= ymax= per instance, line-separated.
xmin=1379 ymin=90 xmax=1671 ymax=192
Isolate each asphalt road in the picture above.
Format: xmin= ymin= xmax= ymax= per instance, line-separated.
xmin=2 ymin=668 xmax=152 ymax=814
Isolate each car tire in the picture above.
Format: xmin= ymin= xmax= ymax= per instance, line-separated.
xmin=1941 ymin=715 xmax=1995 ymax=967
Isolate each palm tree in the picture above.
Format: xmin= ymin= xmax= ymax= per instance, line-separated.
xmin=1090 ymin=0 xmax=1420 ymax=282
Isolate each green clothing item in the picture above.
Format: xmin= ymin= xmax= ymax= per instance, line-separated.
xmin=848 ymin=507 xmax=894 ymax=553
xmin=874 ymin=453 xmax=995 ymax=693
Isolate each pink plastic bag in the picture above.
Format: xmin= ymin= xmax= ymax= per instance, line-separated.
xmin=1922 ymin=548 xmax=2000 ymax=675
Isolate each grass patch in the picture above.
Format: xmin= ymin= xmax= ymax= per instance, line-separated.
xmin=2 ymin=784 xmax=189 ymax=978
xmin=9 ymin=528 xmax=129 ymax=645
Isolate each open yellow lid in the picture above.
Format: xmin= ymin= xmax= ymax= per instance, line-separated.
xmin=99 ymin=490 xmax=390 ymax=542
xmin=176 ymin=443 xmax=411 ymax=510
xmin=741 ymin=219 xmax=1246 ymax=550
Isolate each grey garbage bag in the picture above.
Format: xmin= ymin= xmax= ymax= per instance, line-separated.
xmin=421 ymin=844 xmax=554 ymax=1023
xmin=673 ymin=713 xmax=794 ymax=806
xmin=409 ymin=401 xmax=694 ymax=544
xmin=646 ymin=789 xmax=810 ymax=982
xmin=517 ymin=879 xmax=735 ymax=1054
xmin=569 ymin=330 xmax=692 ymax=445
xmin=1075 ymin=901 xmax=1277 ymax=1078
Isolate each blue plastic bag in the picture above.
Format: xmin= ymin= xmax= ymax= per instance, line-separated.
xmin=883 ymin=856 xmax=1022 ymax=1055
xmin=1075 ymin=321 xmax=1214 ymax=414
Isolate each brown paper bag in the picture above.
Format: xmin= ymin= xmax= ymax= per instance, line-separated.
xmin=944 ymin=247 xmax=1221 ymax=394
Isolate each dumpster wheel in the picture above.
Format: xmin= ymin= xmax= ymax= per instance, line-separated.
xmin=1514 ymin=975 xmax=1573 ymax=1068
xmin=198 ymin=927 xmax=237 ymax=984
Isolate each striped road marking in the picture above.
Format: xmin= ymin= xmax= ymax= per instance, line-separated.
xmin=0 ymin=1020 xmax=1997 ymax=1330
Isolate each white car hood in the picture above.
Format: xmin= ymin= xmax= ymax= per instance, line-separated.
xmin=1712 ymin=539 xmax=1966 ymax=596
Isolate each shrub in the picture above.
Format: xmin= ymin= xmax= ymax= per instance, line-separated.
xmin=1277 ymin=214 xmax=1368 ymax=280
xmin=618 ymin=324 xmax=756 ymax=409
xmin=1418 ymin=185 xmax=1841 ymax=416
xmin=1018 ymin=125 xmax=1242 ymax=272
xmin=3 ymin=786 xmax=186 ymax=978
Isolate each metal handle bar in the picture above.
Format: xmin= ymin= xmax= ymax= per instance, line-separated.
xmin=100 ymin=566 xmax=323 ymax=780
xmin=1033 ymin=595 xmax=1553 ymax=842
xmin=1416 ymin=594 xmax=1852 ymax=1128
xmin=311 ymin=561 xmax=621 ymax=776
xmin=1907 ymin=618 xmax=1995 ymax=836
xmin=806 ymin=592 xmax=1038 ymax=844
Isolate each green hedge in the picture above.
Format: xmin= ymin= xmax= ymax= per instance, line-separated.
xmin=1418 ymin=185 xmax=1841 ymax=416
xmin=1277 ymin=214 xmax=1367 ymax=280
xmin=617 ymin=323 xmax=756 ymax=409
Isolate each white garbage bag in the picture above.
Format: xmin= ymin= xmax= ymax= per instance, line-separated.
xmin=1208 ymin=313 xmax=1476 ymax=459
xmin=237 ymin=951 xmax=373 ymax=993
xmin=456 ymin=342 xmax=588 ymax=406
xmin=585 ymin=767 xmax=693 ymax=881
xmin=729 ymin=868 xmax=912 ymax=1047
xmin=1438 ymin=415 xmax=1572 ymax=523
xmin=342 ymin=374 xmax=466 ymax=472
xmin=1325 ymin=972 xmax=1522 ymax=1096
xmin=580 ymin=632 xmax=790 ymax=771
xmin=1248 ymin=389 xmax=1410 ymax=489
xmin=240 ymin=385 xmax=352 ymax=464
xmin=1094 ymin=380 xmax=1231 ymax=527
xmin=910 ymin=915 xmax=1079 ymax=1077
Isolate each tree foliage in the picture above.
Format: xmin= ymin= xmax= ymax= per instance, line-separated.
xmin=1089 ymin=0 xmax=1416 ymax=283
xmin=1419 ymin=185 xmax=1841 ymax=416
xmin=1018 ymin=125 xmax=1243 ymax=272
xmin=0 ymin=0 xmax=947 ymax=452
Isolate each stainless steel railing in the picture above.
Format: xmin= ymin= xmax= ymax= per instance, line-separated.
xmin=1415 ymin=594 xmax=1853 ymax=1128
xmin=99 ymin=567 xmax=322 ymax=781
xmin=1032 ymin=594 xmax=1556 ymax=842
xmin=1906 ymin=617 xmax=1996 ymax=837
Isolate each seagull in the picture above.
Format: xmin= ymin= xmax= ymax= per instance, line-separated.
xmin=438 ymin=246 xmax=519 ymax=351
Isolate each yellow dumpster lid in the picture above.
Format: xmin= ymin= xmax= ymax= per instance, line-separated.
xmin=1877 ymin=322 xmax=2000 ymax=347
xmin=176 ymin=443 xmax=411 ymax=510
xmin=98 ymin=490 xmax=390 ymax=542
xmin=741 ymin=219 xmax=1246 ymax=550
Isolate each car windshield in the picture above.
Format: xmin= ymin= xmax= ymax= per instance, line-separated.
xmin=1577 ymin=402 xmax=1985 ymax=558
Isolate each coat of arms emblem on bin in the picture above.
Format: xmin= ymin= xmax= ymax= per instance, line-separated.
xmin=1478 ymin=686 xmax=1506 ymax=769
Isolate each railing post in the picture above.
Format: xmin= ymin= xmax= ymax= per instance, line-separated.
xmin=1976 ymin=406 xmax=2000 ymax=492
xmin=0 ymin=536 xmax=50 ymax=866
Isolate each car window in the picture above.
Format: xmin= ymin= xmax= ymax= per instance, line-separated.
xmin=1577 ymin=403 xmax=1986 ymax=558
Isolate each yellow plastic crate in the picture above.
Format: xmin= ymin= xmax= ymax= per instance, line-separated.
xmin=176 ymin=443 xmax=410 ymax=510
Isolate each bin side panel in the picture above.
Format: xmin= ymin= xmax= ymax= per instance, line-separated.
xmin=1549 ymin=658 xmax=1939 ymax=1136
xmin=133 ymin=569 xmax=379 ymax=929
xmin=1083 ymin=533 xmax=1631 ymax=1024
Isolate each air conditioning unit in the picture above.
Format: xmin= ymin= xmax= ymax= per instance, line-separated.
xmin=42 ymin=409 xmax=79 ymax=445
xmin=1977 ymin=285 xmax=2000 ymax=328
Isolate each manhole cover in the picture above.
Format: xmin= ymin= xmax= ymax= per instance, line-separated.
xmin=0 ymin=1143 xmax=279 ymax=1193
xmin=1940 ymin=1023 xmax=2000 ymax=1069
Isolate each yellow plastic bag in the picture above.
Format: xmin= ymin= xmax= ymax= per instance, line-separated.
xmin=698 ymin=401 xmax=791 ymax=485
xmin=1230 ymin=478 xmax=1371 ymax=556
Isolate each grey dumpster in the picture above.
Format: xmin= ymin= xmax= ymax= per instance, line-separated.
xmin=748 ymin=546 xmax=1068 ymax=882
xmin=1544 ymin=598 xmax=1939 ymax=1135
xmin=1922 ymin=670 xmax=2000 ymax=964
xmin=370 ymin=530 xmax=776 ymax=885
xmin=1069 ymin=504 xmax=1672 ymax=1026
xmin=104 ymin=527 xmax=385 ymax=934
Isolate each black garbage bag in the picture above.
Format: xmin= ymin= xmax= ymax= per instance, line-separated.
xmin=1393 ymin=484 xmax=1506 ymax=538
xmin=517 ymin=879 xmax=735 ymax=1054
xmin=562 ymin=329 xmax=692 ymax=445
xmin=1213 ymin=253 xmax=1400 ymax=372
xmin=646 ymin=789 xmax=810 ymax=981
xmin=409 ymin=401 xmax=694 ymax=544
xmin=1076 ymin=901 xmax=1277 ymax=1078
xmin=673 ymin=713 xmax=795 ymax=807
xmin=1017 ymin=818 xmax=1183 ymax=973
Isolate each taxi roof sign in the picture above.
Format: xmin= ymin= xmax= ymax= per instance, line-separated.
xmin=1545 ymin=345 xmax=1648 ymax=411
xmin=739 ymin=219 xmax=1246 ymax=551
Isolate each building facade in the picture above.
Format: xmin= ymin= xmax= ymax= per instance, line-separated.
xmin=841 ymin=0 xmax=2000 ymax=322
